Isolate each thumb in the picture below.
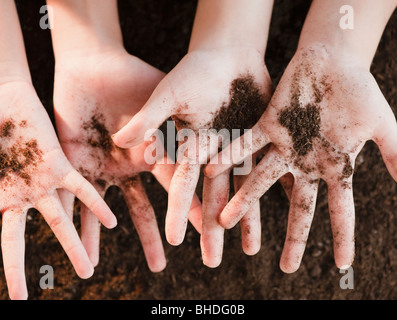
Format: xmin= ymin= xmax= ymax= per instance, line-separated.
xmin=112 ymin=90 xmax=173 ymax=149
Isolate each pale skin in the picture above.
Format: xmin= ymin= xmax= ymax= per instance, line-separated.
xmin=113 ymin=0 xmax=275 ymax=267
xmin=205 ymin=0 xmax=397 ymax=272
xmin=47 ymin=0 xmax=202 ymax=272
xmin=0 ymin=0 xmax=117 ymax=300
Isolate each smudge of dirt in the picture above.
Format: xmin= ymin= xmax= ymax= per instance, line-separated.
xmin=279 ymin=104 xmax=321 ymax=157
xmin=0 ymin=120 xmax=16 ymax=138
xmin=0 ymin=121 xmax=42 ymax=185
xmin=212 ymin=74 xmax=268 ymax=133
xmin=278 ymin=63 xmax=353 ymax=185
xmin=341 ymin=154 xmax=353 ymax=179
xmin=83 ymin=114 xmax=114 ymax=154
xmin=95 ymin=179 xmax=107 ymax=190
xmin=173 ymin=104 xmax=191 ymax=130
xmin=173 ymin=117 xmax=191 ymax=130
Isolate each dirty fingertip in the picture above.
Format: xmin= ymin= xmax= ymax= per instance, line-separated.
xmin=279 ymin=260 xmax=300 ymax=274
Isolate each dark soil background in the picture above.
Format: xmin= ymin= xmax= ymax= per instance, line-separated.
xmin=0 ymin=0 xmax=396 ymax=300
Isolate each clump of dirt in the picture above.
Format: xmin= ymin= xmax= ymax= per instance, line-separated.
xmin=172 ymin=104 xmax=191 ymax=130
xmin=172 ymin=116 xmax=190 ymax=130
xmin=341 ymin=154 xmax=353 ymax=179
xmin=0 ymin=121 xmax=16 ymax=138
xmin=0 ymin=120 xmax=42 ymax=185
xmin=279 ymin=103 xmax=321 ymax=156
xmin=83 ymin=114 xmax=114 ymax=154
xmin=212 ymin=74 xmax=268 ymax=133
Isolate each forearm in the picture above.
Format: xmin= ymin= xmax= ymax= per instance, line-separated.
xmin=188 ymin=0 xmax=274 ymax=56
xmin=298 ymin=0 xmax=397 ymax=69
xmin=47 ymin=0 xmax=124 ymax=60
xmin=0 ymin=0 xmax=31 ymax=83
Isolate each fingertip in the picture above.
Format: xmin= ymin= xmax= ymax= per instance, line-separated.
xmin=165 ymin=209 xmax=189 ymax=246
xmin=200 ymin=236 xmax=223 ymax=268
xmin=218 ymin=213 xmax=235 ymax=230
xmin=77 ymin=264 xmax=95 ymax=280
xmin=279 ymin=260 xmax=300 ymax=274
xmin=105 ymin=215 xmax=118 ymax=229
xmin=166 ymin=232 xmax=184 ymax=247
xmin=242 ymin=243 xmax=260 ymax=256
xmin=201 ymin=243 xmax=223 ymax=268
xmin=148 ymin=258 xmax=167 ymax=273
xmin=87 ymin=250 xmax=99 ymax=268
xmin=334 ymin=253 xmax=354 ymax=270
xmin=111 ymin=130 xmax=138 ymax=149
xmin=203 ymin=164 xmax=215 ymax=178
xmin=97 ymin=205 xmax=117 ymax=229
xmin=8 ymin=283 xmax=28 ymax=300
xmin=203 ymin=258 xmax=222 ymax=269
xmin=9 ymin=291 xmax=28 ymax=301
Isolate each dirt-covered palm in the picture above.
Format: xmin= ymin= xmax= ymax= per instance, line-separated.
xmin=0 ymin=81 xmax=117 ymax=300
xmin=205 ymin=44 xmax=397 ymax=272
xmin=53 ymin=49 xmax=202 ymax=272
xmin=112 ymin=47 xmax=274 ymax=267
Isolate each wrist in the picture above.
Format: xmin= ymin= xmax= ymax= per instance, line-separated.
xmin=188 ymin=0 xmax=273 ymax=56
xmin=53 ymin=46 xmax=129 ymax=76
xmin=0 ymin=62 xmax=31 ymax=86
xmin=185 ymin=45 xmax=267 ymax=70
xmin=297 ymin=0 xmax=397 ymax=70
xmin=47 ymin=0 xmax=124 ymax=61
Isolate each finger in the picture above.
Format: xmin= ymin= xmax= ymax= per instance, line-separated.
xmin=204 ymin=123 xmax=270 ymax=179
xmin=57 ymin=189 xmax=75 ymax=220
xmin=279 ymin=178 xmax=318 ymax=273
xmin=120 ymin=178 xmax=166 ymax=273
xmin=234 ymin=172 xmax=261 ymax=256
xmin=61 ymin=169 xmax=117 ymax=229
xmin=80 ymin=204 xmax=101 ymax=267
xmin=165 ymin=161 xmax=201 ymax=246
xmin=201 ymin=172 xmax=230 ymax=268
xmin=112 ymin=91 xmax=173 ymax=149
xmin=151 ymin=154 xmax=202 ymax=234
xmin=327 ymin=181 xmax=355 ymax=269
xmin=79 ymin=181 xmax=107 ymax=267
xmin=35 ymin=193 xmax=94 ymax=279
xmin=219 ymin=149 xmax=289 ymax=229
xmin=1 ymin=209 xmax=28 ymax=300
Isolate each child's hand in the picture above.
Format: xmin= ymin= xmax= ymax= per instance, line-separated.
xmin=205 ymin=44 xmax=397 ymax=272
xmin=112 ymin=47 xmax=273 ymax=266
xmin=54 ymin=50 xmax=202 ymax=272
xmin=0 ymin=80 xmax=117 ymax=300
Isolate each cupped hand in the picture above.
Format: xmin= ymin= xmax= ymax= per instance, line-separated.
xmin=112 ymin=47 xmax=274 ymax=267
xmin=53 ymin=49 xmax=202 ymax=272
xmin=205 ymin=44 xmax=397 ymax=272
xmin=0 ymin=80 xmax=117 ymax=300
